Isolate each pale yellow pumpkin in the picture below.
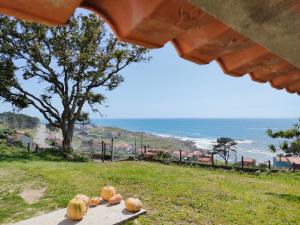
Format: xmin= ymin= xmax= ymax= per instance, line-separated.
xmin=90 ymin=197 xmax=102 ymax=206
xmin=74 ymin=194 xmax=90 ymax=210
xmin=67 ymin=198 xmax=86 ymax=220
xmin=108 ymin=194 xmax=122 ymax=205
xmin=101 ymin=185 xmax=116 ymax=201
xmin=125 ymin=198 xmax=142 ymax=212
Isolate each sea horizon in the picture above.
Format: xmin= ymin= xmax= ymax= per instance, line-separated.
xmin=39 ymin=117 xmax=297 ymax=163
xmin=88 ymin=118 xmax=297 ymax=163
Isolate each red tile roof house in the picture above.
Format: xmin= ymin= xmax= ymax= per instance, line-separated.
xmin=240 ymin=157 xmax=256 ymax=167
xmin=273 ymin=156 xmax=300 ymax=171
xmin=198 ymin=155 xmax=213 ymax=164
xmin=142 ymin=149 xmax=160 ymax=160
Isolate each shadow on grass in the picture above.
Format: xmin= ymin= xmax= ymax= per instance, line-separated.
xmin=266 ymin=192 xmax=300 ymax=203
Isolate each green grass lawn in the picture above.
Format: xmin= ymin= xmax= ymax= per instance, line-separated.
xmin=0 ymin=150 xmax=300 ymax=224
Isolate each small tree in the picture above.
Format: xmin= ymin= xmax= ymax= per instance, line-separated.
xmin=0 ymin=14 xmax=150 ymax=153
xmin=266 ymin=119 xmax=300 ymax=155
xmin=213 ymin=137 xmax=237 ymax=165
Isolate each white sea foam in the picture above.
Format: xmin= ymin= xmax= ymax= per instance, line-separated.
xmin=152 ymin=133 xmax=173 ymax=138
xmin=147 ymin=132 xmax=274 ymax=162
xmin=173 ymin=137 xmax=215 ymax=149
xmin=153 ymin=133 xmax=255 ymax=150
xmin=236 ymin=139 xmax=254 ymax=144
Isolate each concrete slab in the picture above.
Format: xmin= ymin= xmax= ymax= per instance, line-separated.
xmin=11 ymin=201 xmax=146 ymax=225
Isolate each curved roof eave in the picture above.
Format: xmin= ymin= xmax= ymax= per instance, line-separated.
xmin=1 ymin=0 xmax=300 ymax=95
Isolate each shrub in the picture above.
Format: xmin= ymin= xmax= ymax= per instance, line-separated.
xmin=258 ymin=163 xmax=268 ymax=171
xmin=66 ymin=152 xmax=90 ymax=162
xmin=14 ymin=140 xmax=24 ymax=148
xmin=0 ymin=133 xmax=7 ymax=139
xmin=255 ymin=170 xmax=261 ymax=176
xmin=155 ymin=151 xmax=172 ymax=164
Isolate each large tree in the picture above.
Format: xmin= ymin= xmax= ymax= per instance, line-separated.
xmin=212 ymin=137 xmax=237 ymax=165
xmin=266 ymin=119 xmax=300 ymax=155
xmin=0 ymin=14 xmax=150 ymax=153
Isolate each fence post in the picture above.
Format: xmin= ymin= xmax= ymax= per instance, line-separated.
xmin=241 ymin=156 xmax=244 ymax=170
xmin=140 ymin=132 xmax=144 ymax=155
xmin=104 ymin=142 xmax=106 ymax=160
xmin=179 ymin=149 xmax=182 ymax=163
xmin=134 ymin=138 xmax=137 ymax=155
xmin=144 ymin=146 xmax=146 ymax=155
xmin=212 ymin=154 xmax=214 ymax=166
xmin=101 ymin=141 xmax=104 ymax=163
xmin=111 ymin=138 xmax=114 ymax=162
xmin=268 ymin=160 xmax=271 ymax=170
xmin=27 ymin=143 xmax=30 ymax=152
xmin=90 ymin=138 xmax=93 ymax=155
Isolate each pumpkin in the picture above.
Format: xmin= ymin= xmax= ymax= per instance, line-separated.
xmin=108 ymin=194 xmax=122 ymax=205
xmin=74 ymin=194 xmax=90 ymax=210
xmin=67 ymin=198 xmax=86 ymax=220
xmin=125 ymin=198 xmax=142 ymax=213
xmin=90 ymin=197 xmax=102 ymax=206
xmin=101 ymin=185 xmax=116 ymax=201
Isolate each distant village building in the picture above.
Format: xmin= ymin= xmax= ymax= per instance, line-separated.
xmin=7 ymin=131 xmax=37 ymax=150
xmin=198 ymin=155 xmax=213 ymax=164
xmin=240 ymin=157 xmax=256 ymax=167
xmin=273 ymin=156 xmax=300 ymax=170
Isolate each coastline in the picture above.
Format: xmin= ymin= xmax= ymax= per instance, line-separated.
xmin=88 ymin=118 xmax=290 ymax=163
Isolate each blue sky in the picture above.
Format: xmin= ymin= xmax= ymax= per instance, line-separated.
xmin=1 ymin=8 xmax=300 ymax=119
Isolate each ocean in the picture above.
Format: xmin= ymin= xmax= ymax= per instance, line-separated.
xmin=91 ymin=118 xmax=297 ymax=163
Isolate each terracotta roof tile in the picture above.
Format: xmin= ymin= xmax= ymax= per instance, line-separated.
xmin=1 ymin=0 xmax=300 ymax=94
xmin=287 ymin=157 xmax=300 ymax=165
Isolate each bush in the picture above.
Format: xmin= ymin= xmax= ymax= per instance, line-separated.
xmin=0 ymin=128 xmax=15 ymax=135
xmin=255 ymin=170 xmax=261 ymax=176
xmin=155 ymin=151 xmax=173 ymax=164
xmin=258 ymin=163 xmax=268 ymax=171
xmin=0 ymin=133 xmax=7 ymax=139
xmin=14 ymin=140 xmax=24 ymax=148
xmin=66 ymin=152 xmax=90 ymax=162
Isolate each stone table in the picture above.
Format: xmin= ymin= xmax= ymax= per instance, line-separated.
xmin=11 ymin=201 xmax=146 ymax=225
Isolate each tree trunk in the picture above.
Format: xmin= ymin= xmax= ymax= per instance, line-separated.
xmin=62 ymin=134 xmax=72 ymax=153
xmin=61 ymin=123 xmax=74 ymax=154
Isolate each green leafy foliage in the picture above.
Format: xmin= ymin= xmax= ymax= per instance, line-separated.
xmin=0 ymin=14 xmax=150 ymax=152
xmin=66 ymin=152 xmax=90 ymax=162
xmin=0 ymin=112 xmax=39 ymax=129
xmin=213 ymin=137 xmax=237 ymax=165
xmin=266 ymin=119 xmax=300 ymax=155
xmin=154 ymin=151 xmax=173 ymax=163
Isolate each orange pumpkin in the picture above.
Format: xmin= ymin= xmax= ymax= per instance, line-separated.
xmin=125 ymin=198 xmax=142 ymax=213
xmin=67 ymin=198 xmax=86 ymax=220
xmin=74 ymin=194 xmax=90 ymax=209
xmin=108 ymin=194 xmax=122 ymax=205
xmin=90 ymin=197 xmax=102 ymax=206
xmin=101 ymin=185 xmax=116 ymax=201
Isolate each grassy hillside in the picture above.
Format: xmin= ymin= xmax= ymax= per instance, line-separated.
xmin=0 ymin=147 xmax=299 ymax=224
